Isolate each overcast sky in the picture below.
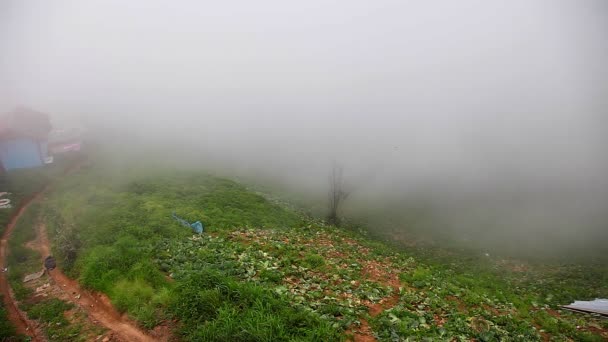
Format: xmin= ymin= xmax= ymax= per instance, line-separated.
xmin=1 ymin=1 xmax=607 ymax=255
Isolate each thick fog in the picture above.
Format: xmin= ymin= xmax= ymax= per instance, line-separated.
xmin=1 ymin=1 xmax=607 ymax=259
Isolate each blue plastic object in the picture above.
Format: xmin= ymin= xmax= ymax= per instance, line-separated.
xmin=0 ymin=139 xmax=45 ymax=171
xmin=172 ymin=212 xmax=204 ymax=234
xmin=191 ymin=221 xmax=204 ymax=234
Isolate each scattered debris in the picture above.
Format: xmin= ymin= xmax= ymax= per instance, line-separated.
xmin=23 ymin=269 xmax=45 ymax=282
xmin=562 ymin=299 xmax=608 ymax=316
xmin=35 ymin=283 xmax=51 ymax=293
xmin=44 ymin=256 xmax=56 ymax=270
xmin=0 ymin=192 xmax=12 ymax=209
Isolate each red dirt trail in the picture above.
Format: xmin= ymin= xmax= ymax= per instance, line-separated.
xmin=1 ymin=161 xmax=167 ymax=341
xmin=37 ymin=222 xmax=160 ymax=342
xmin=0 ymin=193 xmax=46 ymax=341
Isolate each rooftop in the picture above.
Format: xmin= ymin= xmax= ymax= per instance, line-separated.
xmin=0 ymin=106 xmax=52 ymax=140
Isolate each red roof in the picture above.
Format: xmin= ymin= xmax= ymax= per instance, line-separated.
xmin=0 ymin=106 xmax=52 ymax=140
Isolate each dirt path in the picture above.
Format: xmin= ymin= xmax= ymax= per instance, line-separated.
xmin=345 ymin=259 xmax=404 ymax=342
xmin=37 ymin=220 xmax=160 ymax=342
xmin=0 ymin=161 xmax=84 ymax=340
xmin=0 ymin=193 xmax=47 ymax=341
xmin=2 ymin=160 xmax=167 ymax=342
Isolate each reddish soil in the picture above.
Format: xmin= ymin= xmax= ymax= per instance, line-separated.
xmin=433 ymin=313 xmax=447 ymax=327
xmin=349 ymin=287 xmax=401 ymax=341
xmin=0 ymin=192 xmax=47 ymax=341
xmin=37 ymin=222 xmax=165 ymax=342
xmin=354 ymin=295 xmax=403 ymax=340
xmin=346 ymin=257 xmax=403 ymax=341
xmin=545 ymin=308 xmax=561 ymax=318
xmin=361 ymin=258 xmax=403 ymax=288
xmin=348 ymin=318 xmax=376 ymax=342
xmin=446 ymin=295 xmax=467 ymax=312
xmin=228 ymin=228 xmax=409 ymax=342
xmin=583 ymin=325 xmax=608 ymax=338
xmin=23 ymin=272 xmax=107 ymax=341
xmin=482 ymin=304 xmax=503 ymax=316
xmin=1 ymin=160 xmax=171 ymax=342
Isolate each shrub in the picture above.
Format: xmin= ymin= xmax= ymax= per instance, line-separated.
xmin=111 ymin=279 xmax=155 ymax=313
xmin=303 ymin=253 xmax=325 ymax=269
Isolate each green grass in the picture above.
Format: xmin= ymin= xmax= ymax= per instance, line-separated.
xmin=0 ymin=294 xmax=17 ymax=339
xmin=37 ymin=160 xmax=608 ymax=341
xmin=25 ymin=298 xmax=83 ymax=341
xmin=6 ymin=202 xmax=42 ymax=301
xmin=0 ymin=153 xmax=82 ymax=236
xmin=43 ymin=165 xmax=337 ymax=337
xmin=172 ymin=269 xmax=342 ymax=341
xmin=3 ymin=154 xmax=85 ymax=292
xmin=303 ymin=253 xmax=325 ymax=269
xmin=0 ymin=154 xmax=84 ymax=340
xmin=4 ymin=185 xmax=94 ymax=341
xmin=27 ymin=298 xmax=73 ymax=322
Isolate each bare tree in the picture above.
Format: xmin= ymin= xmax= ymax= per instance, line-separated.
xmin=327 ymin=162 xmax=350 ymax=225
xmin=54 ymin=221 xmax=81 ymax=270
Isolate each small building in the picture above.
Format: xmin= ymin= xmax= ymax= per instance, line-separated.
xmin=49 ymin=126 xmax=84 ymax=155
xmin=0 ymin=107 xmax=52 ymax=172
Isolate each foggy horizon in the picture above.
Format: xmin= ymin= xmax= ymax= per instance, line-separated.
xmin=2 ymin=0 xmax=607 ymax=258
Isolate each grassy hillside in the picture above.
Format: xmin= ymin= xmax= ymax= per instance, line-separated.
xmin=37 ymin=163 xmax=608 ymax=341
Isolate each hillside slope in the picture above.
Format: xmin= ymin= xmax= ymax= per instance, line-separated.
xmin=13 ymin=162 xmax=606 ymax=341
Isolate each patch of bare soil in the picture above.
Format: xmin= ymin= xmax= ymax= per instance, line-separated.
xmin=36 ymin=222 xmax=169 ymax=342
xmin=346 ymin=317 xmax=376 ymax=342
xmin=345 ymin=252 xmax=405 ymax=341
xmin=20 ymin=221 xmax=107 ymax=341
xmin=496 ymin=259 xmax=530 ymax=273
xmin=446 ymin=295 xmax=467 ymax=312
xmin=581 ymin=324 xmax=608 ymax=338
xmin=230 ymin=228 xmax=408 ymax=342
xmin=25 ymin=273 xmax=108 ymax=341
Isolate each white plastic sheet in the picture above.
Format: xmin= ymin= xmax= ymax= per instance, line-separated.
xmin=562 ymin=299 xmax=608 ymax=316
